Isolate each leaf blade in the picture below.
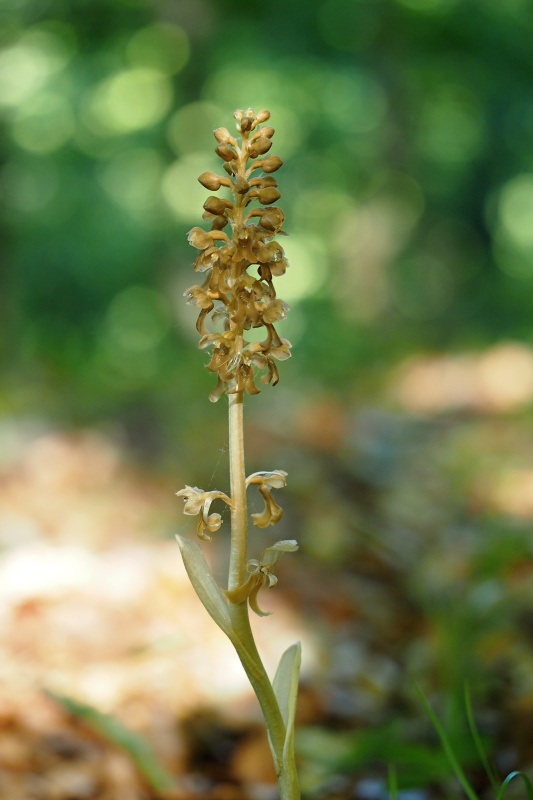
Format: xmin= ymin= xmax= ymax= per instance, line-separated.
xmin=273 ymin=642 xmax=301 ymax=763
xmin=176 ymin=534 xmax=233 ymax=636
xmin=464 ymin=683 xmax=499 ymax=789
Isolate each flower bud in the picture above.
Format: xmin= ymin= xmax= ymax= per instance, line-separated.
xmin=255 ymin=109 xmax=270 ymax=124
xmin=258 ymin=187 xmax=281 ymax=205
xmin=260 ymin=155 xmax=283 ymax=173
xmin=216 ymin=144 xmax=236 ymax=162
xmin=203 ymin=210 xmax=229 ymax=229
xmin=234 ymin=176 xmax=249 ymax=195
xmin=250 ymin=176 xmax=278 ymax=189
xmin=240 ymin=116 xmax=253 ymax=132
xmin=210 ymin=215 xmax=228 ymax=230
xmin=259 ymin=207 xmax=284 ymax=232
xmin=249 ymin=137 xmax=272 ymax=158
xmin=213 ymin=127 xmax=233 ymax=144
xmin=203 ymin=196 xmax=231 ymax=215
xmin=259 ymin=126 xmax=275 ymax=139
xmin=198 ymin=171 xmax=222 ymax=190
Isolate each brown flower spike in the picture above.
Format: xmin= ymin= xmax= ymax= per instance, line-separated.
xmin=185 ymin=107 xmax=291 ymax=402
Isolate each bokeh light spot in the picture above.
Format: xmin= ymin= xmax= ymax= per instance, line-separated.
xmin=166 ymin=101 xmax=225 ymax=156
xmin=98 ymin=148 xmax=164 ymax=215
xmin=0 ymin=28 xmax=72 ymax=108
xmin=86 ymin=68 xmax=173 ymax=135
xmin=161 ymin=153 xmax=220 ymax=223
xmin=11 ymin=92 xmax=74 ymax=153
xmin=280 ymin=235 xmax=328 ymax=303
xmin=418 ymin=88 xmax=485 ymax=164
xmin=498 ymin=174 xmax=533 ymax=251
xmin=126 ymin=23 xmax=190 ymax=75
xmin=105 ymin=285 xmax=172 ymax=354
xmin=294 ymin=188 xmax=353 ymax=231
xmin=321 ymin=71 xmax=387 ymax=133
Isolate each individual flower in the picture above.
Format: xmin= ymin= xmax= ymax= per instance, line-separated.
xmin=176 ymin=486 xmax=232 ymax=541
xmin=188 ymin=227 xmax=230 ymax=250
xmin=225 ymin=540 xmax=298 ymax=616
xmin=184 ymin=285 xmax=216 ymax=334
xmin=192 ymin=246 xmax=226 ymax=273
xmin=246 ymin=470 xmax=288 ymax=528
xmin=255 ymin=296 xmax=289 ymax=325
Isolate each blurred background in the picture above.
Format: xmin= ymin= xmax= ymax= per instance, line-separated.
xmin=2 ymin=0 xmax=533 ymax=797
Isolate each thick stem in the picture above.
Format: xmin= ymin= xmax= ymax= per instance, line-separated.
xmin=226 ymin=392 xmax=300 ymax=799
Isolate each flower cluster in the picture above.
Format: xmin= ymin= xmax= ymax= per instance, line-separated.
xmin=184 ymin=108 xmax=291 ymax=402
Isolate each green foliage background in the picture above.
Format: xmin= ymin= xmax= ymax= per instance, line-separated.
xmin=3 ymin=0 xmax=533 ymax=429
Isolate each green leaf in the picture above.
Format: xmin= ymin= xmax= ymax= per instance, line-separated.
xmin=176 ymin=534 xmax=233 ymax=636
xmin=45 ymin=690 xmax=175 ymax=793
xmin=496 ymin=771 xmax=533 ymax=800
xmin=273 ymin=641 xmax=301 ymax=763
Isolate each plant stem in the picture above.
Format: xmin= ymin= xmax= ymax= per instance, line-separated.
xmin=227 ymin=391 xmax=300 ymax=800
xmin=228 ymin=391 xmax=248 ymax=592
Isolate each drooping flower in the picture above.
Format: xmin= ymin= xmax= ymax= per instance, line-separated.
xmin=176 ymin=486 xmax=232 ymax=541
xmin=246 ymin=470 xmax=288 ymax=528
xmin=225 ymin=540 xmax=298 ymax=616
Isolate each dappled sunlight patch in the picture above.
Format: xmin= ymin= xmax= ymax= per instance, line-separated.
xmin=390 ymin=342 xmax=533 ymax=414
xmin=0 ymin=428 xmax=313 ymax=717
xmin=474 ymin=468 xmax=533 ymax=520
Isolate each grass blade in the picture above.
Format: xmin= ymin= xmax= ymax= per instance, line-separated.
xmin=387 ymin=764 xmax=399 ymax=800
xmin=495 ymin=771 xmax=533 ymax=800
xmin=464 ymin=683 xmax=499 ymax=789
xmin=46 ymin=690 xmax=176 ymax=793
xmin=415 ymin=684 xmax=479 ymax=800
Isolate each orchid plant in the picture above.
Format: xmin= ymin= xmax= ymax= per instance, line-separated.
xmin=176 ymin=108 xmax=300 ymax=800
